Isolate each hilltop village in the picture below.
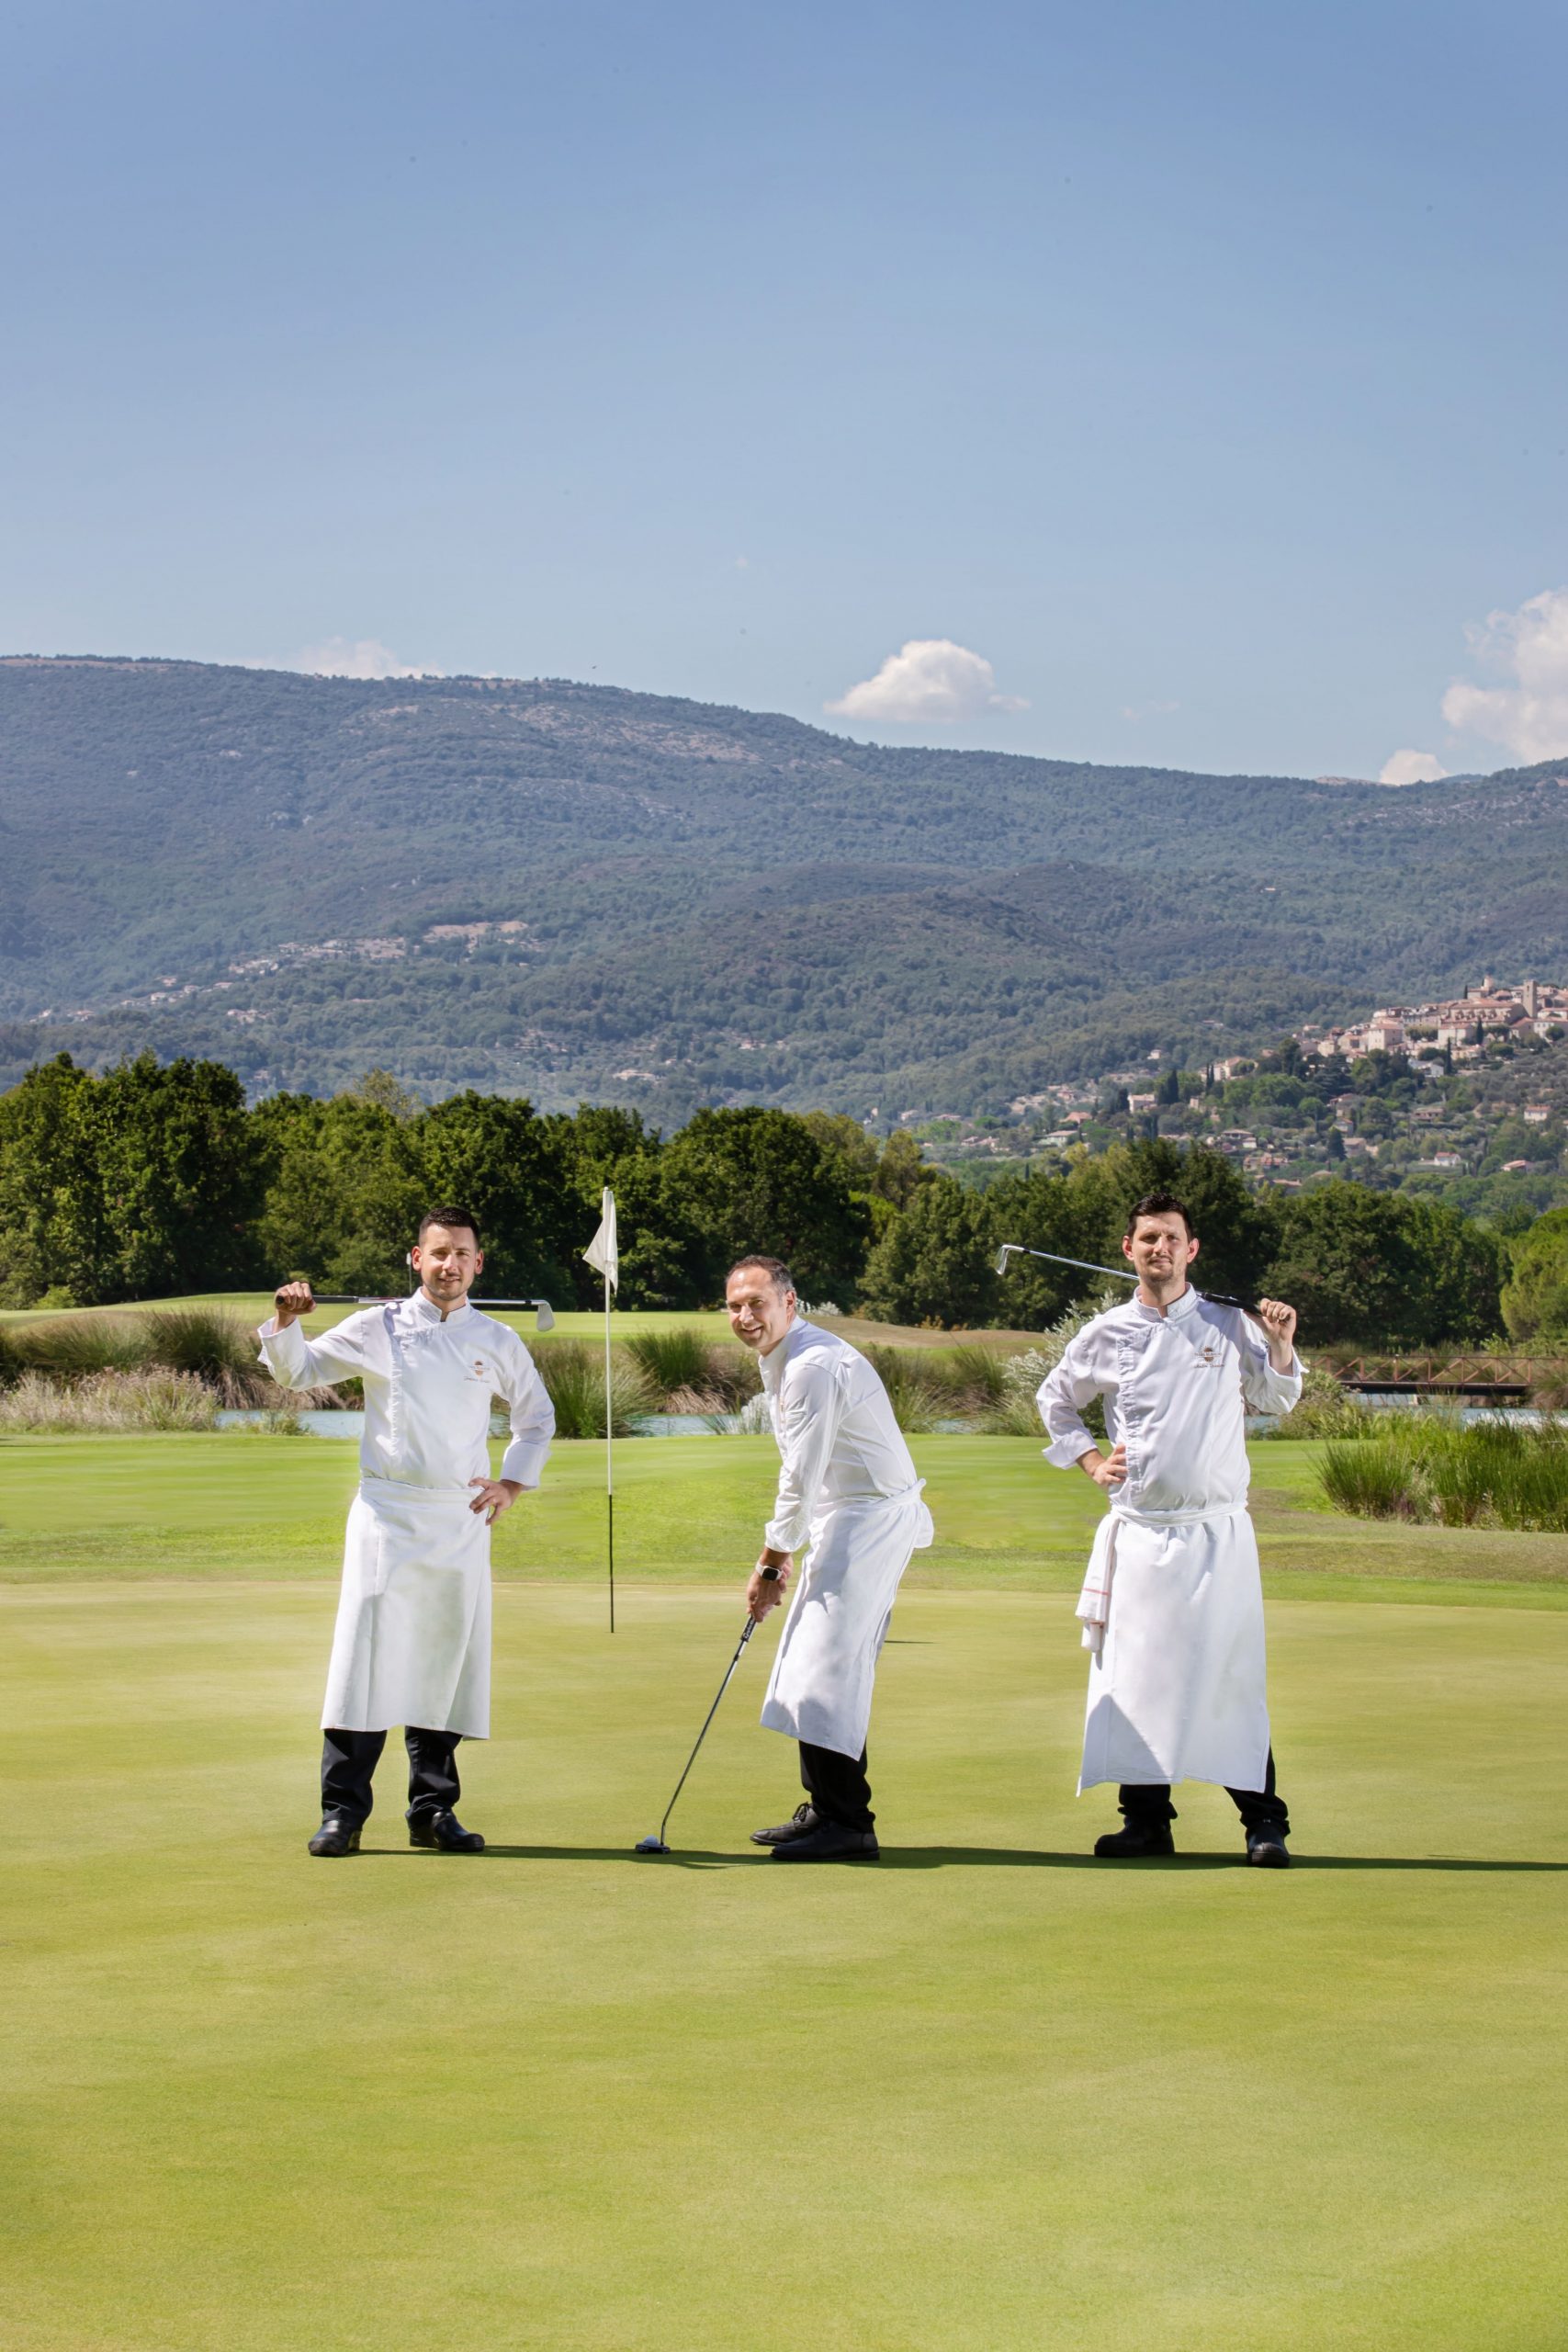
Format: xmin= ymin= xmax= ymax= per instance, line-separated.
xmin=917 ymin=977 xmax=1568 ymax=1221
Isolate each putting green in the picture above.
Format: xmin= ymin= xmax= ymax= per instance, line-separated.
xmin=3 ymin=1577 xmax=1566 ymax=2352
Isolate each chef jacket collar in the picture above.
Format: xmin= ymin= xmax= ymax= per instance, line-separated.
xmin=1132 ymin=1283 xmax=1201 ymax=1324
xmin=759 ymin=1314 xmax=807 ymax=1390
xmin=408 ymin=1289 xmax=472 ymax=1326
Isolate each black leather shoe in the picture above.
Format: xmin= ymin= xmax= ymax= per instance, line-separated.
xmin=308 ymin=1814 xmax=361 ymax=1858
xmin=1093 ymin=1819 xmax=1176 ymax=1859
xmin=409 ymin=1809 xmax=485 ymax=1853
xmin=1246 ymin=1824 xmax=1291 ymax=1868
xmin=750 ymin=1803 xmax=822 ymax=1848
xmin=769 ymin=1819 xmax=879 ymax=1862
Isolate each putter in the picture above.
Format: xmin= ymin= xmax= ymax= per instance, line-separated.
xmin=994 ymin=1242 xmax=1258 ymax=1316
xmin=310 ymin=1290 xmax=556 ymax=1331
xmin=635 ymin=1615 xmax=759 ymax=1854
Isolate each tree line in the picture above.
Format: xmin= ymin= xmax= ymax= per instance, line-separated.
xmin=0 ymin=1053 xmax=1528 ymax=1345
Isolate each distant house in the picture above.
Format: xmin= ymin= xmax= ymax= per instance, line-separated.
xmin=1126 ymin=1091 xmax=1157 ymax=1114
xmin=1501 ymin=1159 xmax=1532 ymax=1172
xmin=1522 ymin=1104 xmax=1551 ymax=1125
xmin=1429 ymin=1152 xmax=1464 ymax=1169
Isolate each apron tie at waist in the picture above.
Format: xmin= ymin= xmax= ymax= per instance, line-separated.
xmin=359 ymin=1476 xmax=477 ymax=1507
xmin=1075 ymin=1503 xmax=1249 ymax=1652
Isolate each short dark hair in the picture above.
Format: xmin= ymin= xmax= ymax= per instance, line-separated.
xmin=1123 ymin=1190 xmax=1195 ymax=1241
xmin=726 ymin=1253 xmax=795 ymax=1294
xmin=418 ymin=1205 xmax=481 ymax=1245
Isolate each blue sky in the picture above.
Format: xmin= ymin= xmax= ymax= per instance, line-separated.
xmin=4 ymin=0 xmax=1566 ymax=779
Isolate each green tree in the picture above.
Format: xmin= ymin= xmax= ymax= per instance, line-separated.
xmin=1266 ymin=1182 xmax=1503 ymax=1345
xmin=1500 ymin=1207 xmax=1568 ymax=1340
xmin=860 ymin=1175 xmax=999 ymax=1328
xmin=0 ymin=1053 xmax=262 ymax=1305
xmin=659 ymin=1107 xmax=872 ymax=1304
xmin=418 ymin=1092 xmax=579 ymax=1299
xmin=254 ymin=1092 xmax=423 ymax=1292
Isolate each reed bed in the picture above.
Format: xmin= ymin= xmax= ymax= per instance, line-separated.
xmin=1320 ymin=1415 xmax=1568 ymax=1532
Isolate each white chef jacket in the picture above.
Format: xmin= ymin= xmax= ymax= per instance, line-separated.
xmin=257 ymin=1295 xmax=554 ymax=1736
xmin=756 ymin=1319 xmax=933 ymax=1758
xmin=1038 ymin=1287 xmax=1302 ymax=1792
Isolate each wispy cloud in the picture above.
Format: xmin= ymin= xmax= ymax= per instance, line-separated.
xmin=289 ymin=636 xmax=434 ymax=680
xmin=1378 ymin=748 xmax=1449 ymax=786
xmin=826 ymin=639 xmax=1028 ymax=725
xmin=1439 ymin=587 xmax=1568 ymax=765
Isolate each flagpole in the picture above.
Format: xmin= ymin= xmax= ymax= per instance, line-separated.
xmin=604 ymin=1259 xmax=615 ymax=1634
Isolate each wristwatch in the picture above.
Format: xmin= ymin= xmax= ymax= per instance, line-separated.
xmin=759 ymin=1565 xmax=782 ymax=1582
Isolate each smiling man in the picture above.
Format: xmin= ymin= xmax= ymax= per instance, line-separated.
xmin=1037 ymin=1191 xmax=1303 ymax=1865
xmin=259 ymin=1208 xmax=554 ymax=1858
xmin=728 ymin=1255 xmax=933 ymax=1861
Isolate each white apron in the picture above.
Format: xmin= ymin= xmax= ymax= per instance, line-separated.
xmin=1077 ymin=1502 xmax=1269 ymax=1793
xmin=321 ymin=1477 xmax=493 ymax=1737
xmin=761 ymin=1483 xmax=933 ymax=1758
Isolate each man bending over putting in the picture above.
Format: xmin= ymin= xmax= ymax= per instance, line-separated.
xmin=730 ymin=1257 xmax=933 ymax=1861
xmin=260 ymin=1209 xmax=554 ymax=1858
xmin=1038 ymin=1191 xmax=1303 ymax=1865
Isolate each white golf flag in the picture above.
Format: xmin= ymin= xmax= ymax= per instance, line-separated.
xmin=583 ymin=1187 xmax=619 ymax=1291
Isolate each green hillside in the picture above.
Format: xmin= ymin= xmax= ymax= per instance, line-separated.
xmin=3 ymin=655 xmax=1566 ymax=1115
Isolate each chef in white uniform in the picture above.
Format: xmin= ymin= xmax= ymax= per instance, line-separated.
xmin=259 ymin=1207 xmax=554 ymax=1859
xmin=1037 ymin=1189 xmax=1303 ymax=1866
xmin=729 ymin=1255 xmax=933 ymax=1862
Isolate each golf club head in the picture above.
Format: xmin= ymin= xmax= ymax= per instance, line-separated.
xmin=634 ymin=1836 xmax=671 ymax=1854
xmin=533 ymin=1300 xmax=556 ymax=1332
xmin=994 ymin=1243 xmax=1015 ymax=1275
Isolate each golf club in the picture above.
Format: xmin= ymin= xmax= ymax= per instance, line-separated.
xmin=310 ymin=1291 xmax=556 ymax=1331
xmin=635 ymin=1614 xmax=759 ymax=1854
xmin=994 ymin=1241 xmax=1258 ymax=1316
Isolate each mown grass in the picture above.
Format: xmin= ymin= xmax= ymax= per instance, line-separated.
xmin=3 ymin=1577 xmax=1567 ymax=2352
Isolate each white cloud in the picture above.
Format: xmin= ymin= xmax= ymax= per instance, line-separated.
xmin=1378 ymin=748 xmax=1449 ymax=786
xmin=1439 ymin=587 xmax=1568 ymax=765
xmin=825 ymin=638 xmax=1028 ymax=725
xmin=292 ymin=636 xmax=433 ymax=680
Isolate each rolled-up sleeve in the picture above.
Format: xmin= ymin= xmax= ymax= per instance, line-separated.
xmin=1235 ymin=1316 xmax=1304 ymax=1416
xmin=496 ymin=1337 xmax=555 ymax=1489
xmin=764 ymin=1359 xmax=845 ymax=1553
xmin=256 ymin=1309 xmax=374 ymax=1392
xmin=1038 ymin=1331 xmax=1111 ymax=1470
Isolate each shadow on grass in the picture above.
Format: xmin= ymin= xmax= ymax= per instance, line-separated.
xmin=360 ymin=1845 xmax=1568 ymax=1873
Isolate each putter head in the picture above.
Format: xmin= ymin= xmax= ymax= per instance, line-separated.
xmin=635 ymin=1836 xmax=670 ymax=1854
xmin=533 ymin=1300 xmax=556 ymax=1332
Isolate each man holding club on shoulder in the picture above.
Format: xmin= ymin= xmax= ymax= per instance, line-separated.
xmin=728 ymin=1256 xmax=933 ymax=1862
xmin=259 ymin=1208 xmax=554 ymax=1858
xmin=1038 ymin=1191 xmax=1303 ymax=1865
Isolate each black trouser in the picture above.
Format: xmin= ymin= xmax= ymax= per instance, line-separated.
xmin=321 ymin=1726 xmax=463 ymax=1826
xmin=1118 ymin=1747 xmax=1289 ymax=1837
xmin=799 ymin=1741 xmax=874 ymax=1833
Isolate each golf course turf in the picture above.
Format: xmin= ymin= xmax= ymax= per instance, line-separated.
xmin=4 ymin=1431 xmax=1567 ymax=2349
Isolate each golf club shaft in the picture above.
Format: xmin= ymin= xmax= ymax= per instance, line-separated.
xmin=309 ymin=1293 xmax=547 ymax=1307
xmin=1000 ymin=1245 xmax=1136 ymax=1285
xmin=997 ymin=1244 xmax=1258 ymax=1316
xmin=656 ymin=1617 xmax=757 ymax=1848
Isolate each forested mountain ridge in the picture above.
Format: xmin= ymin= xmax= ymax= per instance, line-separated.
xmin=2 ymin=653 xmax=1565 ymax=1117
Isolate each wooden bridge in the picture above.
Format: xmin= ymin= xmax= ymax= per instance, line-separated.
xmin=1333 ymin=1354 xmax=1554 ymax=1400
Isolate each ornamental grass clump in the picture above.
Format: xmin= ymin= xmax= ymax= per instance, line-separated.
xmin=14 ymin=1314 xmax=149 ymax=1380
xmin=1269 ymin=1364 xmax=1377 ymax=1441
xmin=0 ymin=1368 xmax=220 ymax=1432
xmin=861 ymin=1345 xmax=947 ymax=1434
xmin=140 ymin=1306 xmax=270 ymax=1404
xmin=533 ymin=1340 xmax=653 ymax=1439
xmin=1319 ymin=1414 xmax=1568 ymax=1532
